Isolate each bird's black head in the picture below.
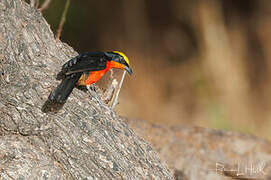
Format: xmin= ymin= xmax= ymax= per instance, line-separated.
xmin=105 ymin=51 xmax=133 ymax=75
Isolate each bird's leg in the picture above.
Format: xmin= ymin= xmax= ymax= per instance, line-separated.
xmin=86 ymin=84 xmax=103 ymax=114
xmin=89 ymin=83 xmax=97 ymax=91
xmin=86 ymin=84 xmax=101 ymax=103
xmin=86 ymin=84 xmax=113 ymax=113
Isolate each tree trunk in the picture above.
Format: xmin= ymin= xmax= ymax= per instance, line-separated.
xmin=0 ymin=0 xmax=173 ymax=179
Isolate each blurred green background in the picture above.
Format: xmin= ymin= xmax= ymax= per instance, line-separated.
xmin=40 ymin=0 xmax=271 ymax=139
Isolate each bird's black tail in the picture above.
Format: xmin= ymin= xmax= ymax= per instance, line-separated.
xmin=42 ymin=73 xmax=82 ymax=113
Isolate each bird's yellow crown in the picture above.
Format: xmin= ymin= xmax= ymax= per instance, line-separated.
xmin=113 ymin=51 xmax=130 ymax=66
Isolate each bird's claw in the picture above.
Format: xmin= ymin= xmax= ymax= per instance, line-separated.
xmin=89 ymin=83 xmax=97 ymax=92
xmin=87 ymin=85 xmax=102 ymax=103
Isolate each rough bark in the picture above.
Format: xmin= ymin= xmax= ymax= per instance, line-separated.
xmin=0 ymin=0 xmax=173 ymax=179
xmin=128 ymin=118 xmax=271 ymax=180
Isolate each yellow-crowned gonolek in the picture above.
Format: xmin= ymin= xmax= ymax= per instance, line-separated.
xmin=42 ymin=51 xmax=132 ymax=112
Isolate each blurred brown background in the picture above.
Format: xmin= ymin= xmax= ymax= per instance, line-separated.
xmin=41 ymin=0 xmax=271 ymax=140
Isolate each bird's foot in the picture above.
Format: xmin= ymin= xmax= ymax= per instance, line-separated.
xmin=87 ymin=85 xmax=100 ymax=101
xmin=89 ymin=83 xmax=97 ymax=91
xmin=86 ymin=85 xmax=113 ymax=112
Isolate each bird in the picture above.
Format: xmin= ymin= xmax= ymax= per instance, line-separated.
xmin=42 ymin=51 xmax=132 ymax=112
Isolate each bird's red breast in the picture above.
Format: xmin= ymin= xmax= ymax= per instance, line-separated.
xmin=77 ymin=60 xmax=125 ymax=86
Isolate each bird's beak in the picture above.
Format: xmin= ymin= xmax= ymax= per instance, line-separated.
xmin=124 ymin=65 xmax=133 ymax=75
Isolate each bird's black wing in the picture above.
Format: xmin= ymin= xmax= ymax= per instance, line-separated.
xmin=57 ymin=52 xmax=108 ymax=80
